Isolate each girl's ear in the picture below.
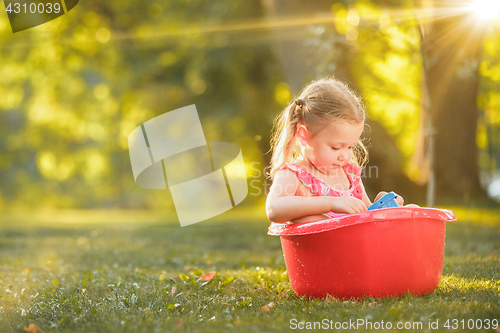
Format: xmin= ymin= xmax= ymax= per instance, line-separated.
xmin=296 ymin=124 xmax=309 ymax=146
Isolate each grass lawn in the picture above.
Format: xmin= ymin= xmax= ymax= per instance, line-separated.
xmin=0 ymin=206 xmax=499 ymax=332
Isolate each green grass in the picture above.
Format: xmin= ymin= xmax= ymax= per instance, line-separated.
xmin=0 ymin=207 xmax=499 ymax=332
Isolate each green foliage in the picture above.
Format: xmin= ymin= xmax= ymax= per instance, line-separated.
xmin=351 ymin=2 xmax=422 ymax=160
xmin=0 ymin=0 xmax=278 ymax=209
xmin=477 ymin=29 xmax=500 ymax=174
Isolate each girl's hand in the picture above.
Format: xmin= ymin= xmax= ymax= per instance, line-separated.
xmin=374 ymin=191 xmax=404 ymax=206
xmin=331 ymin=196 xmax=368 ymax=214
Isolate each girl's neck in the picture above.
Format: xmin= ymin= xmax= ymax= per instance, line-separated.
xmin=304 ymin=158 xmax=344 ymax=178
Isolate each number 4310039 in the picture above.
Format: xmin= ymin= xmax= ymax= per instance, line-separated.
xmin=444 ymin=318 xmax=498 ymax=330
xmin=6 ymin=2 xmax=62 ymax=14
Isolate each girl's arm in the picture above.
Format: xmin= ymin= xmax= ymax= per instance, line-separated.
xmin=266 ymin=169 xmax=332 ymax=222
xmin=266 ymin=169 xmax=367 ymax=223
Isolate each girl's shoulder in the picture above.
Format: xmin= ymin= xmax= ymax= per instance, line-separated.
xmin=278 ymin=163 xmax=327 ymax=196
xmin=278 ymin=161 xmax=315 ymax=177
xmin=278 ymin=163 xmax=305 ymax=173
xmin=271 ymin=163 xmax=304 ymax=196
xmin=274 ymin=163 xmax=305 ymax=182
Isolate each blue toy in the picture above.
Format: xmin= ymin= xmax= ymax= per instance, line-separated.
xmin=368 ymin=191 xmax=400 ymax=210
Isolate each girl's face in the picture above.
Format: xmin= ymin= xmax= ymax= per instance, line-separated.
xmin=297 ymin=119 xmax=364 ymax=174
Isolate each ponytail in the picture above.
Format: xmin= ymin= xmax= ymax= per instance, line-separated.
xmin=268 ymin=102 xmax=301 ymax=179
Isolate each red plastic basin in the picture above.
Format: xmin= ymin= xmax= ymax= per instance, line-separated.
xmin=268 ymin=207 xmax=456 ymax=299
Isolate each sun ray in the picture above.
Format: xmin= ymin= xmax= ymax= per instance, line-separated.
xmin=0 ymin=2 xmax=498 ymax=48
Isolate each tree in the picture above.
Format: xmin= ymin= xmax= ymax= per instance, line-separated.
xmin=417 ymin=0 xmax=489 ymax=205
xmin=0 ymin=0 xmax=278 ymax=208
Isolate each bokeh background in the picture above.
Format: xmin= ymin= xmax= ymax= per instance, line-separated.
xmin=1 ymin=0 xmax=499 ymax=215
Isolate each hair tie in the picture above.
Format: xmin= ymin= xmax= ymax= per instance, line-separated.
xmin=294 ymin=99 xmax=305 ymax=107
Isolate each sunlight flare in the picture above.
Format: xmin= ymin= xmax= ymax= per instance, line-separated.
xmin=468 ymin=0 xmax=500 ymax=19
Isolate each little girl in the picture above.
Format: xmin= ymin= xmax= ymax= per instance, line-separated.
xmin=266 ymin=77 xmax=405 ymax=223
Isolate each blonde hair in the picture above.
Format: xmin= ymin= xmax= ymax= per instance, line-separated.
xmin=269 ymin=77 xmax=367 ymax=179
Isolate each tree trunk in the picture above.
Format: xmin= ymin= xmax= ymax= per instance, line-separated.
xmin=420 ymin=3 xmax=488 ymax=205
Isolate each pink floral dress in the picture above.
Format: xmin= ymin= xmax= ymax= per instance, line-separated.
xmin=280 ymin=162 xmax=364 ymax=218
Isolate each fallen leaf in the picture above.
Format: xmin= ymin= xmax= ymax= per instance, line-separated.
xmin=200 ymin=271 xmax=216 ymax=282
xmin=170 ymin=286 xmax=176 ymax=297
xmin=21 ymin=288 xmax=25 ymax=296
xmin=261 ymin=306 xmax=270 ymax=312
xmin=268 ymin=302 xmax=274 ymax=308
xmin=176 ymin=319 xmax=182 ymax=328
xmin=23 ymin=323 xmax=40 ymax=333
